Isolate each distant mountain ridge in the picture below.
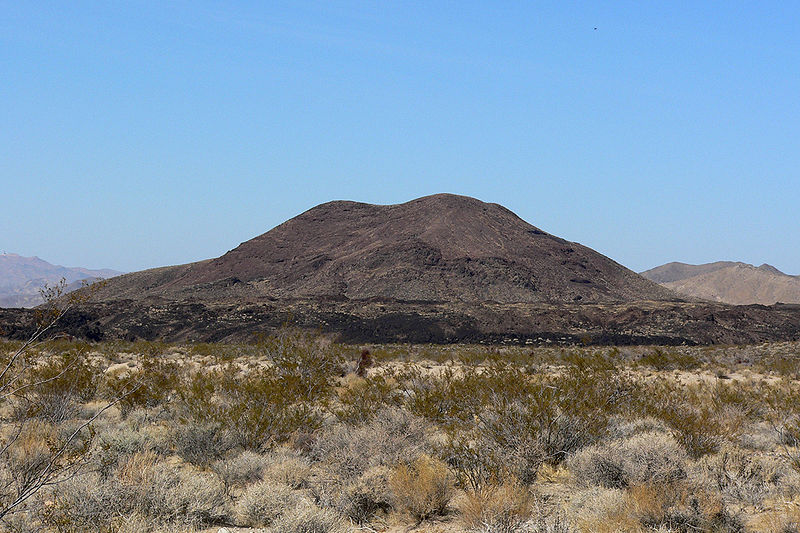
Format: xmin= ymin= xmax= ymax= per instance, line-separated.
xmin=641 ymin=261 xmax=800 ymax=305
xmin=0 ymin=253 xmax=122 ymax=308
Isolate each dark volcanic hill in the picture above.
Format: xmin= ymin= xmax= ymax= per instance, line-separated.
xmin=6 ymin=195 xmax=799 ymax=345
xmin=87 ymin=194 xmax=676 ymax=305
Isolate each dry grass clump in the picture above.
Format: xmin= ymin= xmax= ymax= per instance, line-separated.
xmin=262 ymin=448 xmax=312 ymax=488
xmin=567 ymin=430 xmax=687 ymax=489
xmin=569 ymin=481 xmax=743 ymax=532
xmin=749 ymin=497 xmax=800 ymax=532
xmin=389 ymin=454 xmax=455 ymax=522
xmin=625 ymin=482 xmax=744 ymax=532
xmin=460 ymin=479 xmax=534 ymax=531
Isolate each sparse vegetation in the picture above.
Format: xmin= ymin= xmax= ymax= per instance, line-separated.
xmin=1 ymin=333 xmax=800 ymax=531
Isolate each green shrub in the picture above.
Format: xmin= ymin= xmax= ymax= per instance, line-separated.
xmin=101 ymin=358 xmax=180 ymax=417
xmin=638 ymin=348 xmax=702 ymax=371
xmin=335 ymin=374 xmax=401 ymax=424
xmin=18 ymin=350 xmax=102 ymax=423
xmin=177 ymin=331 xmax=342 ymax=450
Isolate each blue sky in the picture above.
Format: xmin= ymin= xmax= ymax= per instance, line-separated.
xmin=2 ymin=1 xmax=799 ymax=274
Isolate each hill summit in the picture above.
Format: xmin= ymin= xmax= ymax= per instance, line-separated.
xmin=88 ymin=194 xmax=674 ymax=305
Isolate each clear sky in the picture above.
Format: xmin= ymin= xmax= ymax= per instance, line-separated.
xmin=2 ymin=1 xmax=799 ymax=274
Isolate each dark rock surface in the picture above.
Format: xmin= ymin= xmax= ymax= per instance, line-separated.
xmin=2 ymin=299 xmax=799 ymax=346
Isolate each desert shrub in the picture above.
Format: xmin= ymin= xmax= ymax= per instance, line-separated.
xmin=310 ymin=407 xmax=430 ymax=480
xmin=93 ymin=424 xmax=154 ymax=480
xmin=323 ymin=465 xmax=393 ymax=525
xmin=695 ymin=446 xmax=786 ymax=505
xmin=568 ymin=486 xmax=636 ymax=533
xmin=625 ymin=482 xmax=744 ymax=532
xmin=0 ymin=419 xmax=93 ymax=520
xmin=167 ymin=421 xmax=235 ymax=466
xmin=637 ymin=380 xmax=729 ymax=458
xmin=270 ymin=501 xmax=348 ymax=533
xmin=389 ymin=454 xmax=454 ymax=522
xmin=260 ymin=328 xmax=345 ymax=403
xmin=188 ymin=341 xmax=249 ymax=361
xmin=460 ymin=479 xmax=534 ymax=531
xmin=211 ymin=450 xmax=270 ymax=494
xmin=43 ymin=455 xmax=229 ymax=530
xmin=430 ymin=362 xmax=637 ymax=491
xmin=40 ymin=471 xmax=132 ymax=531
xmin=234 ymin=479 xmax=304 ymax=527
xmin=335 ymin=374 xmax=401 ymax=425
xmin=439 ymin=437 xmax=519 ymax=493
xmin=16 ymin=350 xmax=102 ymax=423
xmin=178 ymin=334 xmax=339 ymax=450
xmin=101 ymin=357 xmax=180 ymax=418
xmin=638 ymin=348 xmax=701 ymax=371
xmin=605 ymin=416 xmax=671 ymax=440
xmin=262 ymin=449 xmax=312 ymax=489
xmin=145 ymin=463 xmax=229 ymax=525
xmin=568 ymin=431 xmax=687 ymax=489
xmin=399 ymin=364 xmax=477 ymax=426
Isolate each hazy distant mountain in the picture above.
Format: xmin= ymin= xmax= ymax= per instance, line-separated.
xmin=641 ymin=261 xmax=800 ymax=305
xmin=0 ymin=253 xmax=122 ymax=308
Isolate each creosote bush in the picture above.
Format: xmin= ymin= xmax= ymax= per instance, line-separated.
xmin=177 ymin=330 xmax=342 ymax=450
